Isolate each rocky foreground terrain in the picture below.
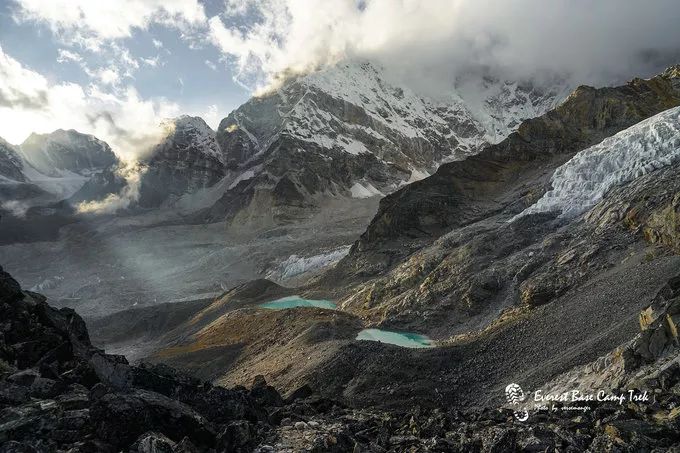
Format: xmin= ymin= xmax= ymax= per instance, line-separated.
xmin=3 ymin=265 xmax=680 ymax=452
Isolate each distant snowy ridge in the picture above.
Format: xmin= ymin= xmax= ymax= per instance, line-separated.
xmin=517 ymin=106 xmax=680 ymax=219
xmin=457 ymin=76 xmax=573 ymax=144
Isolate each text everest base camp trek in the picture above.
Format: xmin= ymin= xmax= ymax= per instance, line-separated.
xmin=2 ymin=63 xmax=680 ymax=451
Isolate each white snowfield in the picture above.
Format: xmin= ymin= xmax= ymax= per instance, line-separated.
xmin=518 ymin=106 xmax=680 ymax=219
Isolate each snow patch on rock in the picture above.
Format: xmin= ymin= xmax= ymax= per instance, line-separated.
xmin=22 ymin=164 xmax=90 ymax=199
xmin=267 ymin=246 xmax=351 ymax=282
xmin=350 ymin=182 xmax=384 ymax=199
xmin=228 ymin=169 xmax=256 ymax=189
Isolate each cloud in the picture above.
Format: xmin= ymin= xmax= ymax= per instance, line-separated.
xmin=76 ymin=161 xmax=148 ymax=214
xmin=12 ymin=0 xmax=207 ymax=48
xmin=0 ymin=46 xmax=49 ymax=109
xmin=56 ymin=49 xmax=82 ymax=64
xmin=142 ymin=56 xmax=161 ymax=67
xmin=202 ymin=104 xmax=220 ymax=129
xmin=208 ymin=0 xmax=680 ymax=95
xmin=0 ymin=45 xmax=179 ymax=162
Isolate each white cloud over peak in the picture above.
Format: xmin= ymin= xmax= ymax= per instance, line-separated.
xmin=209 ymin=0 xmax=680 ymax=95
xmin=0 ymin=46 xmax=179 ymax=161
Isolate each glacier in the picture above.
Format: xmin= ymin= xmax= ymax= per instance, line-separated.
xmin=267 ymin=246 xmax=352 ymax=282
xmin=518 ymin=106 xmax=680 ymax=219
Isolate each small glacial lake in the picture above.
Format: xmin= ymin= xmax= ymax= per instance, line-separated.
xmin=259 ymin=296 xmax=336 ymax=310
xmin=356 ymin=328 xmax=433 ymax=348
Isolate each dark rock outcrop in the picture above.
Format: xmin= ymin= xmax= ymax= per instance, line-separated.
xmin=0 ymin=266 xmax=271 ymax=451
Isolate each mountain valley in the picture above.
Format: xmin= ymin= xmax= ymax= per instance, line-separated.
xmin=3 ymin=60 xmax=680 ymax=451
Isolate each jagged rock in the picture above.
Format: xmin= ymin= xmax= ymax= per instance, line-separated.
xmin=519 ymin=278 xmax=558 ymax=307
xmin=172 ymin=437 xmax=200 ymax=453
xmin=91 ymin=389 xmax=216 ymax=448
xmin=643 ymin=192 xmax=680 ymax=252
xmin=249 ymin=376 xmax=284 ymax=407
xmin=0 ymin=268 xmax=276 ymax=451
xmin=138 ymin=116 xmax=227 ymax=207
xmin=6 ymin=369 xmax=39 ymax=387
xmin=90 ymin=353 xmax=133 ymax=390
xmin=0 ymin=265 xmax=22 ymax=303
xmin=286 ymin=384 xmax=314 ymax=402
xmin=216 ymin=421 xmax=255 ymax=452
xmin=28 ymin=377 xmax=59 ymax=398
xmin=130 ymin=431 xmax=176 ymax=453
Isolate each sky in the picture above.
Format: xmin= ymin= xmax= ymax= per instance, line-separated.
xmin=1 ymin=0 xmax=679 ymax=158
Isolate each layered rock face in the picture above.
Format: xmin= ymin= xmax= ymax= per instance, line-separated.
xmin=18 ymin=130 xmax=118 ymax=177
xmin=0 ymin=138 xmax=25 ymax=182
xmin=137 ymin=116 xmax=228 ymax=207
xmin=204 ymin=62 xmax=567 ymax=225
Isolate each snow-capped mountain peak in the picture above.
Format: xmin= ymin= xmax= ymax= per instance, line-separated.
xmin=19 ymin=129 xmax=118 ymax=177
xmin=219 ymin=61 xmax=570 ymax=171
xmin=158 ymin=115 xmax=224 ymax=164
xmin=205 ymin=60 xmax=571 ymax=225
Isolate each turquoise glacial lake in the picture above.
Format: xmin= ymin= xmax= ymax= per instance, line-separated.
xmin=259 ymin=296 xmax=337 ymax=310
xmin=356 ymin=328 xmax=433 ymax=348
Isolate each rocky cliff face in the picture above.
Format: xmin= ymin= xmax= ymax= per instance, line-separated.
xmin=19 ymin=129 xmax=118 ymax=177
xmin=137 ymin=116 xmax=228 ymax=207
xmin=0 ymin=138 xmax=25 ymax=182
xmin=204 ymin=62 xmax=567 ymax=226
